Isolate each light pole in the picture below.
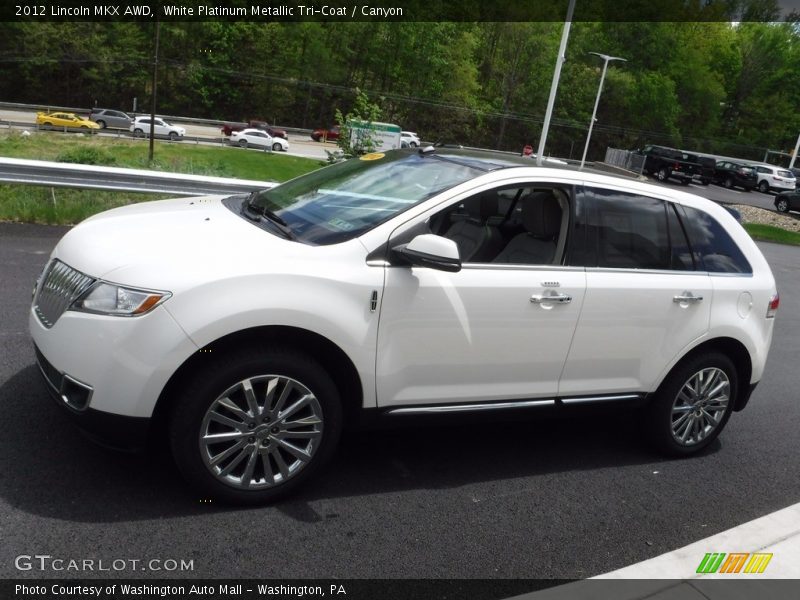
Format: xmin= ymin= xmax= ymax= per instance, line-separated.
xmin=536 ymin=0 xmax=576 ymax=166
xmin=580 ymin=52 xmax=626 ymax=169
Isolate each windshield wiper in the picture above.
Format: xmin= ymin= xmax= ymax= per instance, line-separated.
xmin=241 ymin=192 xmax=296 ymax=240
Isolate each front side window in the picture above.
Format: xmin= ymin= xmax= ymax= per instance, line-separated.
xmin=424 ymin=184 xmax=570 ymax=265
xmin=247 ymin=152 xmax=486 ymax=245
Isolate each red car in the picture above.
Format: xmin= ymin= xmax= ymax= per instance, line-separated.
xmin=311 ymin=126 xmax=340 ymax=142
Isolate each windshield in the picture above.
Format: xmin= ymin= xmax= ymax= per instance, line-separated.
xmin=247 ymin=151 xmax=485 ymax=244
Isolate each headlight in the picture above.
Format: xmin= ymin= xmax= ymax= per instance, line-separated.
xmin=72 ymin=282 xmax=171 ymax=316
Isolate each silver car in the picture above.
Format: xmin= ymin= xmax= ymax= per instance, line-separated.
xmin=89 ymin=108 xmax=133 ymax=130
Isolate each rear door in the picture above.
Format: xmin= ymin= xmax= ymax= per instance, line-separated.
xmin=559 ymin=185 xmax=712 ymax=397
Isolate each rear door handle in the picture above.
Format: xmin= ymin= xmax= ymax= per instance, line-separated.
xmin=531 ymin=293 xmax=572 ymax=304
xmin=673 ymin=292 xmax=703 ymax=304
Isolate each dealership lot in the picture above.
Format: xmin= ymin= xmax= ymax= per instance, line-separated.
xmin=1 ymin=210 xmax=799 ymax=579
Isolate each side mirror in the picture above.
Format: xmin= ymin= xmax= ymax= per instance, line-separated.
xmin=393 ymin=234 xmax=461 ymax=273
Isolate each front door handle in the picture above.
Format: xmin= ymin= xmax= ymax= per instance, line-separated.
xmin=531 ymin=292 xmax=572 ymax=304
xmin=673 ymin=292 xmax=703 ymax=304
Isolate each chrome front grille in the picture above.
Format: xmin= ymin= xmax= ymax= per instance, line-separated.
xmin=33 ymin=260 xmax=95 ymax=328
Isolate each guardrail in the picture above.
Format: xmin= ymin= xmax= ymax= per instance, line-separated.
xmin=0 ymin=157 xmax=278 ymax=196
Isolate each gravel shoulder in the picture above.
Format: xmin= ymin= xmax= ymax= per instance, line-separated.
xmin=733 ymin=204 xmax=800 ymax=232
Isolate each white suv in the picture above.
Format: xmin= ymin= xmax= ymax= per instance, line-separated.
xmin=30 ymin=148 xmax=778 ymax=504
xmin=130 ymin=116 xmax=185 ymax=141
xmin=754 ymin=164 xmax=796 ymax=193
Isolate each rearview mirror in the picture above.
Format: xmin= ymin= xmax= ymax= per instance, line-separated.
xmin=393 ymin=234 xmax=461 ymax=273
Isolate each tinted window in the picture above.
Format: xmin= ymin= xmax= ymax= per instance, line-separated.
xmin=581 ymin=188 xmax=670 ymax=270
xmin=681 ymin=206 xmax=752 ymax=274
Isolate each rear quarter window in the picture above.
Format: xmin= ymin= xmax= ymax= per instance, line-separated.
xmin=680 ymin=206 xmax=752 ymax=274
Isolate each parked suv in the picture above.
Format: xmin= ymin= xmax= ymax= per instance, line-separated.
xmin=30 ymin=149 xmax=778 ymax=504
xmin=713 ymin=161 xmax=757 ymax=191
xmin=753 ymin=164 xmax=796 ymax=193
xmin=130 ymin=116 xmax=185 ymax=140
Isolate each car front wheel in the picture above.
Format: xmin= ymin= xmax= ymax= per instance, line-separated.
xmin=759 ymin=181 xmax=770 ymax=193
xmin=96 ymin=120 xmax=106 ymax=129
xmin=169 ymin=347 xmax=342 ymax=505
xmin=272 ymin=142 xmax=282 ymax=151
xmin=656 ymin=167 xmax=670 ymax=182
xmin=644 ymin=352 xmax=737 ymax=456
xmin=169 ymin=131 xmax=179 ymax=141
xmin=238 ymin=139 xmax=248 ymax=148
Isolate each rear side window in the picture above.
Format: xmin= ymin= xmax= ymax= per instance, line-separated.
xmin=577 ymin=188 xmax=671 ymax=270
xmin=680 ymin=206 xmax=752 ymax=274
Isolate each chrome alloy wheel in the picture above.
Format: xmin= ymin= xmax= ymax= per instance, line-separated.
xmin=670 ymin=367 xmax=730 ymax=446
xmin=199 ymin=375 xmax=324 ymax=490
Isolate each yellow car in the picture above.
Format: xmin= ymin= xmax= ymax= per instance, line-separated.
xmin=36 ymin=111 xmax=100 ymax=130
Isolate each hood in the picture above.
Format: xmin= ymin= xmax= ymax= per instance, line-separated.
xmin=52 ymin=196 xmax=336 ymax=292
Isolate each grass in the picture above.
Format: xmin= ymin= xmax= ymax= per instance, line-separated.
xmin=0 ymin=130 xmax=324 ymax=224
xmin=743 ymin=223 xmax=800 ymax=246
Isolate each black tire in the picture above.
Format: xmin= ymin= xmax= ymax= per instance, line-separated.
xmin=776 ymin=198 xmax=790 ymax=213
xmin=758 ymin=180 xmax=770 ymax=193
xmin=724 ymin=177 xmax=734 ymax=189
xmin=169 ymin=131 xmax=179 ymax=141
xmin=272 ymin=142 xmax=282 ymax=151
xmin=169 ymin=347 xmax=343 ymax=505
xmin=701 ymin=178 xmax=710 ymax=186
xmin=96 ymin=120 xmax=106 ymax=129
xmin=680 ymin=178 xmax=690 ymax=186
xmin=657 ymin=167 xmax=670 ymax=182
xmin=409 ymin=142 xmax=418 ymax=148
xmin=134 ymin=128 xmax=144 ymax=138
xmin=238 ymin=139 xmax=248 ymax=148
xmin=644 ymin=352 xmax=737 ymax=456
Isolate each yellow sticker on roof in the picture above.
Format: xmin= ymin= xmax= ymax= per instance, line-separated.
xmin=360 ymin=152 xmax=385 ymax=161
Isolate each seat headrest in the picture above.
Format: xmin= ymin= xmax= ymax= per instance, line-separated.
xmin=463 ymin=190 xmax=499 ymax=221
xmin=521 ymin=192 xmax=561 ymax=238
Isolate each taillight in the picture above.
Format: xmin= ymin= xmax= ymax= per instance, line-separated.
xmin=766 ymin=293 xmax=779 ymax=318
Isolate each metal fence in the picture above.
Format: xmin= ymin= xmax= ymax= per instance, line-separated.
xmin=603 ymin=148 xmax=646 ymax=174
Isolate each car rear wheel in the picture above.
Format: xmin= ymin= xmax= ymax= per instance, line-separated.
xmin=644 ymin=352 xmax=737 ymax=456
xmin=776 ymin=198 xmax=790 ymax=212
xmin=724 ymin=177 xmax=734 ymax=189
xmin=238 ymin=139 xmax=248 ymax=148
xmin=759 ymin=180 xmax=770 ymax=193
xmin=272 ymin=142 xmax=282 ymax=151
xmin=656 ymin=167 xmax=670 ymax=182
xmin=169 ymin=347 xmax=342 ymax=505
xmin=96 ymin=120 xmax=106 ymax=129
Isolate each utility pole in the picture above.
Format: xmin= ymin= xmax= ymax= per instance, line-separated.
xmin=148 ymin=19 xmax=160 ymax=165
